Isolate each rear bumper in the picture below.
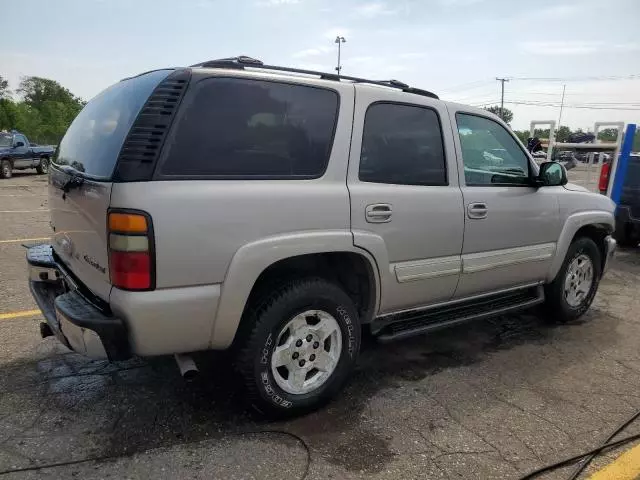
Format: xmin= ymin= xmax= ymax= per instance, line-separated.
xmin=603 ymin=235 xmax=616 ymax=274
xmin=26 ymin=244 xmax=130 ymax=360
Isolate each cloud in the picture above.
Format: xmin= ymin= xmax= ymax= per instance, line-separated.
xmin=324 ymin=28 xmax=351 ymax=40
xmin=350 ymin=55 xmax=376 ymax=63
xmin=256 ymin=0 xmax=300 ymax=6
xmin=400 ymin=52 xmax=426 ymax=59
xmin=612 ymin=43 xmax=640 ymax=52
xmin=532 ymin=4 xmax=579 ymax=19
xmin=353 ymin=2 xmax=397 ymax=18
xmin=438 ymin=0 xmax=483 ymax=5
xmin=520 ymin=41 xmax=603 ymax=55
xmin=292 ymin=46 xmax=333 ymax=58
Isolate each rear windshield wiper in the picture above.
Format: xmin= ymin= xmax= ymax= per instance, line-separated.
xmin=58 ymin=166 xmax=86 ymax=193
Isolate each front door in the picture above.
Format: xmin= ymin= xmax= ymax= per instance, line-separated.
xmin=348 ymin=87 xmax=465 ymax=314
xmin=12 ymin=134 xmax=32 ymax=168
xmin=450 ymin=110 xmax=561 ymax=298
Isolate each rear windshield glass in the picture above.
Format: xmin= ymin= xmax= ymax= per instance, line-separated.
xmin=53 ymin=69 xmax=172 ymax=179
xmin=159 ymin=77 xmax=339 ymax=178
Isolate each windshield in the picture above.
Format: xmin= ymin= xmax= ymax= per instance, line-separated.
xmin=53 ymin=69 xmax=172 ymax=179
xmin=0 ymin=133 xmax=11 ymax=147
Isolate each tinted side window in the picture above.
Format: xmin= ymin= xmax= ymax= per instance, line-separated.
xmin=456 ymin=113 xmax=531 ymax=186
xmin=359 ymin=103 xmax=447 ymax=186
xmin=161 ymin=78 xmax=339 ymax=178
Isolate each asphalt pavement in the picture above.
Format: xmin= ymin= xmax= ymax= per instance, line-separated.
xmin=1 ymin=172 xmax=640 ymax=479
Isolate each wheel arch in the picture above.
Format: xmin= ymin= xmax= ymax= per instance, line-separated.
xmin=547 ymin=211 xmax=614 ymax=281
xmin=209 ymin=231 xmax=381 ymax=349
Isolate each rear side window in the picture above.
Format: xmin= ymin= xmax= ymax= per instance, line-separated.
xmin=359 ymin=103 xmax=447 ymax=186
xmin=54 ymin=69 xmax=172 ymax=179
xmin=160 ymin=78 xmax=339 ymax=178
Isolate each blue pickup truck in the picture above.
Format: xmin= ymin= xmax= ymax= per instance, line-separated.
xmin=0 ymin=131 xmax=55 ymax=179
xmin=600 ymin=153 xmax=640 ymax=247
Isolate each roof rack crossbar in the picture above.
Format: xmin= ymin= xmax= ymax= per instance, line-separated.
xmin=190 ymin=56 xmax=439 ymax=99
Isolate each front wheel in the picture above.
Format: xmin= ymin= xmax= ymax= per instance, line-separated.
xmin=0 ymin=160 xmax=12 ymax=179
xmin=544 ymin=237 xmax=602 ymax=323
xmin=235 ymin=278 xmax=361 ymax=417
xmin=36 ymin=157 xmax=49 ymax=175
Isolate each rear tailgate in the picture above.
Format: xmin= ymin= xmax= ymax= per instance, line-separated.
xmin=48 ymin=69 xmax=173 ymax=301
xmin=49 ymin=169 xmax=113 ymax=300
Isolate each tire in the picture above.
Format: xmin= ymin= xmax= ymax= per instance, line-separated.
xmin=36 ymin=157 xmax=49 ymax=175
xmin=0 ymin=159 xmax=11 ymax=179
xmin=544 ymin=237 xmax=602 ymax=323
xmin=235 ymin=278 xmax=361 ymax=417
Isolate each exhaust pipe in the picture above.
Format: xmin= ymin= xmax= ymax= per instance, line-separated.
xmin=174 ymin=353 xmax=199 ymax=381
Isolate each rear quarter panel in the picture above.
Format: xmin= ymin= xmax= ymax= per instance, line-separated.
xmin=109 ymin=75 xmax=357 ymax=350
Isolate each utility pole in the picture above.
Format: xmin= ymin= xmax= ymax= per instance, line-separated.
xmin=496 ymin=77 xmax=509 ymax=120
xmin=335 ymin=36 xmax=346 ymax=74
xmin=557 ymin=84 xmax=566 ymax=127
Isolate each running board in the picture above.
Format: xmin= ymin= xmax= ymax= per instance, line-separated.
xmin=373 ymin=286 xmax=544 ymax=343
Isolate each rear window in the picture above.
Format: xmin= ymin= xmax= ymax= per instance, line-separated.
xmin=53 ymin=69 xmax=172 ymax=179
xmin=159 ymin=78 xmax=339 ymax=178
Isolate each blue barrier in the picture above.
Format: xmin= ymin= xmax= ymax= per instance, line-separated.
xmin=610 ymin=123 xmax=637 ymax=205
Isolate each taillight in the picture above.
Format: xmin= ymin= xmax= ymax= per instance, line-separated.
xmin=107 ymin=211 xmax=154 ymax=290
xmin=599 ymin=162 xmax=611 ymax=194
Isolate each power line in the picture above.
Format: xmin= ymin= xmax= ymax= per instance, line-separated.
xmin=438 ymin=79 xmax=494 ymax=94
xmin=503 ymin=100 xmax=640 ymax=111
xmin=508 ymin=74 xmax=640 ymax=82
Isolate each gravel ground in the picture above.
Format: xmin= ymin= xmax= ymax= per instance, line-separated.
xmin=1 ymin=172 xmax=639 ymax=479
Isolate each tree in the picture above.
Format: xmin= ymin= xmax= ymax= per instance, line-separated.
xmin=597 ymin=128 xmax=619 ymax=142
xmin=555 ymin=125 xmax=571 ymax=143
xmin=484 ymin=105 xmax=513 ymax=124
xmin=0 ymin=76 xmax=9 ymax=100
xmin=18 ymin=76 xmax=83 ymax=111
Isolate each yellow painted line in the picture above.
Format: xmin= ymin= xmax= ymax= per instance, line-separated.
xmin=590 ymin=443 xmax=640 ymax=480
xmin=0 ymin=309 xmax=41 ymax=320
xmin=0 ymin=210 xmax=49 ymax=213
xmin=0 ymin=237 xmax=49 ymax=244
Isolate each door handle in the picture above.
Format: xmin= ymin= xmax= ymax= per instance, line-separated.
xmin=467 ymin=202 xmax=488 ymax=219
xmin=365 ymin=204 xmax=393 ymax=223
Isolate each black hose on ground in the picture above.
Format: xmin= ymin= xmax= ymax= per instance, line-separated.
xmin=519 ymin=408 xmax=640 ymax=480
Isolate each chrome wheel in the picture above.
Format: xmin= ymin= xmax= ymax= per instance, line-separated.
xmin=40 ymin=158 xmax=49 ymax=173
xmin=271 ymin=309 xmax=342 ymax=395
xmin=564 ymin=254 xmax=594 ymax=307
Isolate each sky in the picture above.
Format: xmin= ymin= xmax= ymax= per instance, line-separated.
xmin=2 ymin=0 xmax=640 ymax=131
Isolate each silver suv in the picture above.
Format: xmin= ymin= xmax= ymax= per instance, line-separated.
xmin=27 ymin=57 xmax=617 ymax=416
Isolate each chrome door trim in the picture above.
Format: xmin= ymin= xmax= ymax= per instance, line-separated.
xmin=393 ymin=255 xmax=461 ymax=283
xmin=462 ymin=242 xmax=556 ymax=274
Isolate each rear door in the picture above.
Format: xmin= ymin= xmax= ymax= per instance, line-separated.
xmin=450 ymin=109 xmax=560 ymax=298
xmin=49 ymin=69 xmax=172 ymax=301
xmin=348 ymin=86 xmax=464 ymax=314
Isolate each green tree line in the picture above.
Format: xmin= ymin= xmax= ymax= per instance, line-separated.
xmin=0 ymin=75 xmax=85 ymax=145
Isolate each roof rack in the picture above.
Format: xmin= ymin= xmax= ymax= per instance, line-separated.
xmin=190 ymin=56 xmax=439 ymax=99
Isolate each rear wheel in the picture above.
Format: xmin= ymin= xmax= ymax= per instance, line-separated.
xmin=0 ymin=160 xmax=11 ymax=179
xmin=235 ymin=278 xmax=361 ymax=417
xmin=544 ymin=237 xmax=601 ymax=323
xmin=36 ymin=157 xmax=49 ymax=175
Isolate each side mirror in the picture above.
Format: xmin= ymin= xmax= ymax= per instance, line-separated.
xmin=536 ymin=161 xmax=568 ymax=187
xmin=14 ymin=141 xmax=24 ymax=148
